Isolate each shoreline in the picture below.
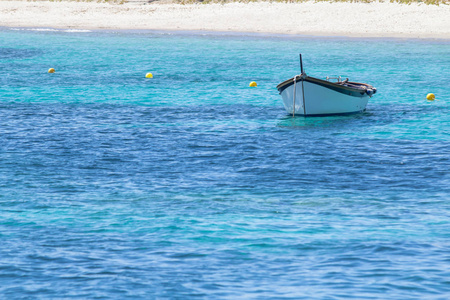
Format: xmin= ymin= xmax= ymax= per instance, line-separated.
xmin=5 ymin=27 xmax=450 ymax=43
xmin=1 ymin=1 xmax=450 ymax=39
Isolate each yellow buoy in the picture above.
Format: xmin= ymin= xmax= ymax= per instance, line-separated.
xmin=249 ymin=81 xmax=257 ymax=87
xmin=48 ymin=68 xmax=55 ymax=73
xmin=426 ymin=93 xmax=435 ymax=101
xmin=145 ymin=73 xmax=153 ymax=79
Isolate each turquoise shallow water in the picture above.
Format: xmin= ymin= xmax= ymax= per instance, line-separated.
xmin=1 ymin=28 xmax=450 ymax=299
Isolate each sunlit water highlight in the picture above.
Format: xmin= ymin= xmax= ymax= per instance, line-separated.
xmin=1 ymin=28 xmax=449 ymax=299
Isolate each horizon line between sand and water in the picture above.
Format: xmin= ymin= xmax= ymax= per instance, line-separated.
xmin=3 ymin=26 xmax=450 ymax=43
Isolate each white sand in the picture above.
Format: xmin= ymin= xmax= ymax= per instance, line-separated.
xmin=1 ymin=0 xmax=449 ymax=39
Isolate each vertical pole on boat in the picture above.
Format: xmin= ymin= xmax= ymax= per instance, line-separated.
xmin=292 ymin=54 xmax=304 ymax=117
xmin=299 ymin=54 xmax=304 ymax=75
xmin=299 ymin=54 xmax=306 ymax=115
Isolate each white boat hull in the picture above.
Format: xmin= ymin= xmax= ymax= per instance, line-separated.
xmin=278 ymin=76 xmax=374 ymax=116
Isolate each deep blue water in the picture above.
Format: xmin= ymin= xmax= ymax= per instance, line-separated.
xmin=1 ymin=28 xmax=450 ymax=299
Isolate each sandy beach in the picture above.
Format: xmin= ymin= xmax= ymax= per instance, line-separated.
xmin=0 ymin=0 xmax=449 ymax=38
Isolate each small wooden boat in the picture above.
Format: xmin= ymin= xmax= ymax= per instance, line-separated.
xmin=277 ymin=55 xmax=377 ymax=116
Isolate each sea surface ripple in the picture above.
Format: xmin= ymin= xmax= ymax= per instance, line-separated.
xmin=1 ymin=29 xmax=449 ymax=299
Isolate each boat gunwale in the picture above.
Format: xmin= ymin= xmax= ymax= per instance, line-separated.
xmin=277 ymin=75 xmax=375 ymax=98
